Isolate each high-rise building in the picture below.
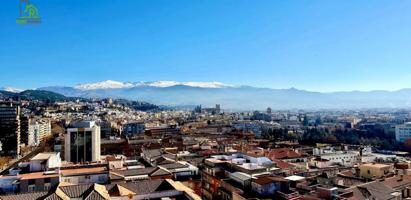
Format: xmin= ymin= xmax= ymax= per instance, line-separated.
xmin=65 ymin=121 xmax=101 ymax=163
xmin=0 ymin=102 xmax=21 ymax=157
xmin=20 ymin=116 xmax=29 ymax=146
xmin=215 ymin=104 xmax=221 ymax=114
xmin=395 ymin=122 xmax=411 ymax=142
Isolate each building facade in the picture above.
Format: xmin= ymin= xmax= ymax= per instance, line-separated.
xmin=65 ymin=121 xmax=101 ymax=163
xmin=0 ymin=103 xmax=21 ymax=156
xmin=28 ymin=119 xmax=51 ymax=146
xmin=395 ymin=122 xmax=411 ymax=142
xmin=123 ymin=122 xmax=145 ymax=138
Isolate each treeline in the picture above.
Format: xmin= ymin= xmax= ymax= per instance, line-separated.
xmin=114 ymin=99 xmax=160 ymax=111
xmin=262 ymin=125 xmax=402 ymax=151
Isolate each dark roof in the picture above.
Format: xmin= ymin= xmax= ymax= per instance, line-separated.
xmin=351 ymin=181 xmax=395 ymax=200
xmin=59 ymin=184 xmax=93 ymax=198
xmin=0 ymin=192 xmax=48 ymax=200
xmin=157 ymin=158 xmax=175 ymax=165
xmin=109 ymin=172 xmax=124 ymax=180
xmin=150 ymin=168 xmax=172 ymax=176
xmin=162 ymin=153 xmax=177 ymax=160
xmin=84 ymin=190 xmax=105 ymax=200
xmin=143 ymin=149 xmax=162 ymax=156
xmin=113 ymin=167 xmax=157 ymax=177
xmin=101 ymin=139 xmax=126 ymax=145
xmin=120 ymin=179 xmax=174 ymax=194
xmin=128 ymin=139 xmax=160 ymax=145
xmin=43 ymin=193 xmax=63 ymax=200
xmin=159 ymin=162 xmax=187 ymax=170
xmin=105 ymin=184 xmax=120 ymax=196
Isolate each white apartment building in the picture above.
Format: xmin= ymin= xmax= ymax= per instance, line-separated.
xmin=310 ymin=150 xmax=359 ymax=168
xmin=28 ymin=119 xmax=51 ymax=146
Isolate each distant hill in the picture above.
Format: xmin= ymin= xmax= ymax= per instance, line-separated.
xmin=0 ymin=89 xmax=161 ymax=111
xmin=0 ymin=90 xmax=71 ymax=102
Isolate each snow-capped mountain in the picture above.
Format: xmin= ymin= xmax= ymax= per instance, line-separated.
xmin=141 ymin=81 xmax=232 ymax=88
xmin=74 ymin=80 xmax=232 ymax=90
xmin=31 ymin=80 xmax=411 ymax=110
xmin=0 ymin=87 xmax=23 ymax=93
xmin=74 ymin=80 xmax=135 ymax=90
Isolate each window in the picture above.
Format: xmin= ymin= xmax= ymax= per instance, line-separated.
xmin=44 ymin=178 xmax=51 ymax=183
xmin=28 ymin=179 xmax=35 ymax=185
xmin=367 ymin=170 xmax=370 ymax=174
xmin=44 ymin=183 xmax=51 ymax=191
xmin=28 ymin=185 xmax=35 ymax=192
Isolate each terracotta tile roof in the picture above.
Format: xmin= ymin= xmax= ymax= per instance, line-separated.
xmin=381 ymin=175 xmax=411 ymax=190
xmin=252 ymin=176 xmax=277 ymax=185
xmin=106 ymin=156 xmax=121 ymax=162
xmin=18 ymin=171 xmax=59 ymax=180
xmin=266 ymin=148 xmax=303 ymax=159
xmin=273 ymin=159 xmax=295 ymax=169
xmin=339 ymin=170 xmax=355 ymax=177
xmin=60 ymin=167 xmax=107 ymax=176
xmin=252 ymin=176 xmax=288 ymax=185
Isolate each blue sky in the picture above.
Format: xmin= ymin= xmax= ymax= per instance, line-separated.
xmin=1 ymin=0 xmax=411 ymax=92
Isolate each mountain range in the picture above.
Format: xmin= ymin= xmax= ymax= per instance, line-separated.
xmin=3 ymin=80 xmax=411 ymax=110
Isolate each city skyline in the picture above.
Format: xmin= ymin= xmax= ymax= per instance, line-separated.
xmin=1 ymin=0 xmax=411 ymax=92
xmin=2 ymin=1 xmax=411 ymax=199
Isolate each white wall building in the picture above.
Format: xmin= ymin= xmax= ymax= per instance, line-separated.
xmin=29 ymin=152 xmax=61 ymax=172
xmin=310 ymin=151 xmax=359 ymax=168
xmin=65 ymin=121 xmax=101 ymax=163
xmin=28 ymin=119 xmax=51 ymax=146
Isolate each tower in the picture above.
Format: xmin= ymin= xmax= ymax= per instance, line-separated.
xmin=65 ymin=121 xmax=101 ymax=163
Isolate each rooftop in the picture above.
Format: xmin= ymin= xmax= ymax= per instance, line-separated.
xmin=18 ymin=171 xmax=59 ymax=180
xmin=30 ymin=152 xmax=58 ymax=161
xmin=60 ymin=167 xmax=107 ymax=176
xmin=285 ymin=175 xmax=306 ymax=182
